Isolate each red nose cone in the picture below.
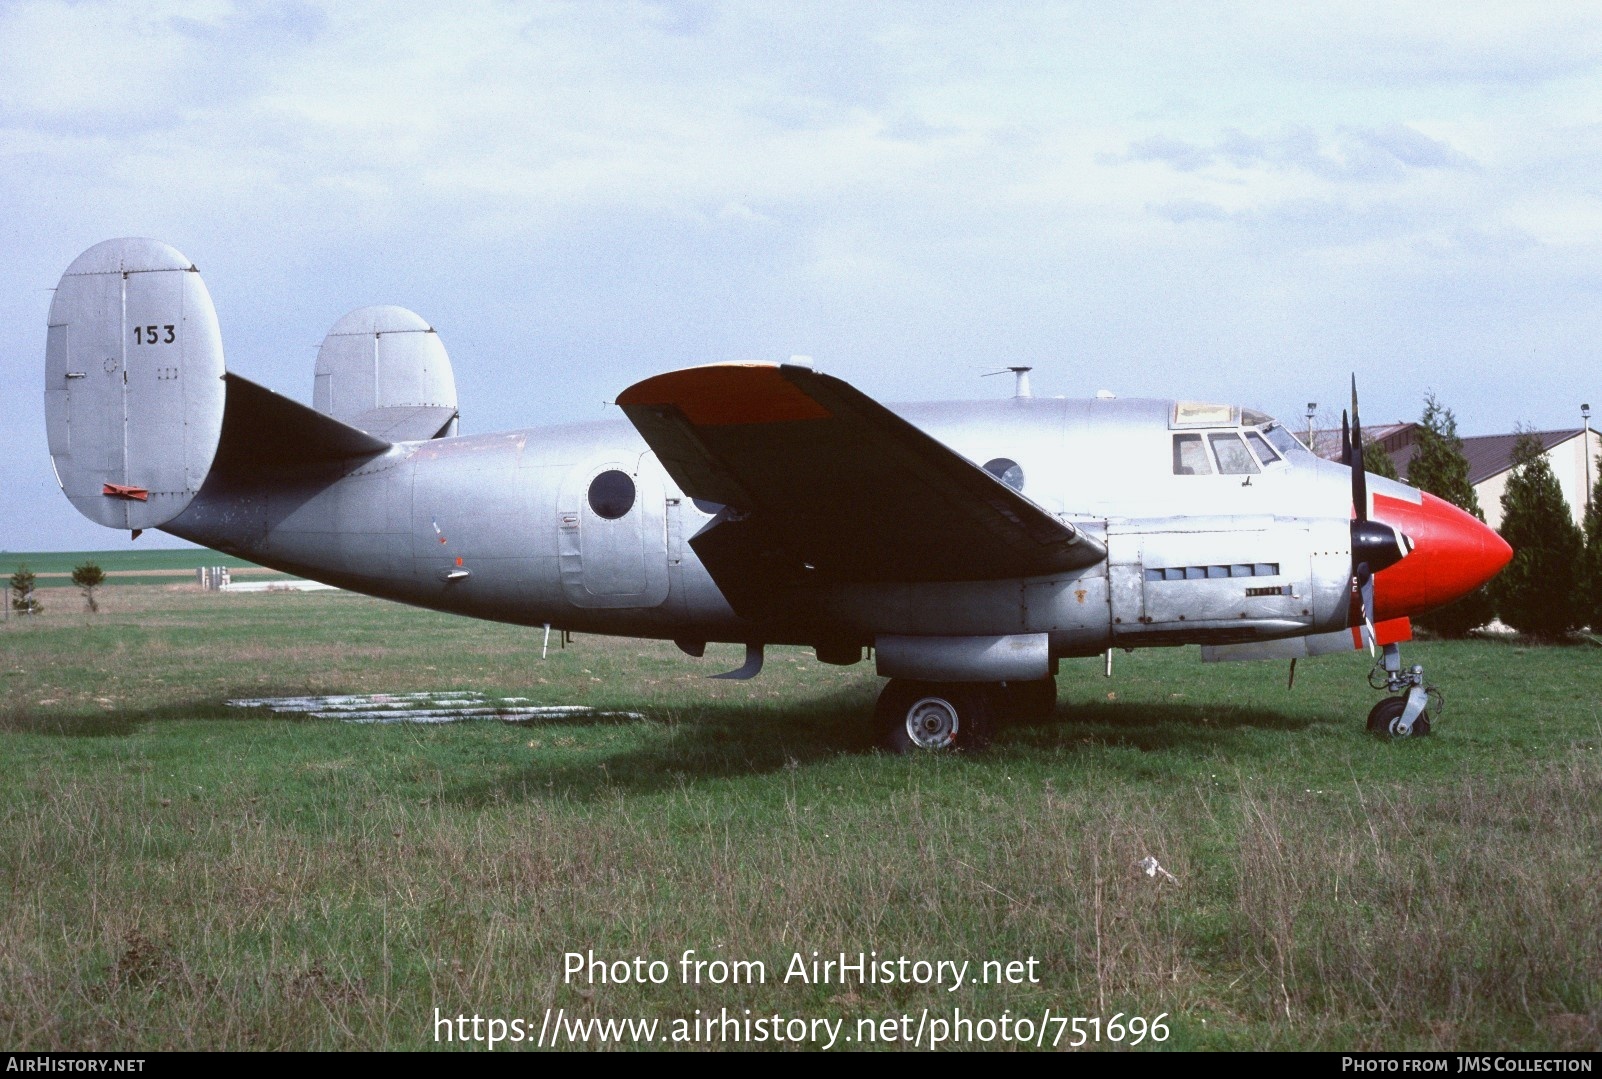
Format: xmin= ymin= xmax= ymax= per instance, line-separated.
xmin=1372 ymin=491 xmax=1513 ymax=621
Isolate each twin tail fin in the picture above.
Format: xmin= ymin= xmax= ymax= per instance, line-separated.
xmin=45 ymin=238 xmax=457 ymax=533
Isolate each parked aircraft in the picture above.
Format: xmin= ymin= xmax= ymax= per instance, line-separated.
xmin=43 ymin=239 xmax=1512 ymax=748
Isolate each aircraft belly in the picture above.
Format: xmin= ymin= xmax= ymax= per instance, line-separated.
xmin=814 ymin=570 xmax=1110 ymax=647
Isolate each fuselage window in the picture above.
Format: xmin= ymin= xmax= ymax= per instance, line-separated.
xmin=1172 ymin=434 xmax=1213 ymax=475
xmin=1209 ymin=433 xmax=1259 ymax=475
xmin=691 ymin=498 xmax=725 ymax=516
xmin=588 ymin=469 xmax=637 ymax=519
xmin=983 ymin=457 xmax=1025 ymax=491
xmin=1244 ymin=430 xmax=1280 ymax=465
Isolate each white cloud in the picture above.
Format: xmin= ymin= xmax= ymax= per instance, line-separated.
xmin=5 ymin=2 xmax=1602 ymax=548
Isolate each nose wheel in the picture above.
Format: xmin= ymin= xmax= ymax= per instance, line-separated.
xmin=1366 ymin=642 xmax=1442 ymax=738
xmin=1366 ymin=694 xmax=1431 ymax=738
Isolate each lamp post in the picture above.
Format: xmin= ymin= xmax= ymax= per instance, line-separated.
xmin=1305 ymin=402 xmax=1317 ymax=453
xmin=1584 ymin=403 xmax=1593 ymax=513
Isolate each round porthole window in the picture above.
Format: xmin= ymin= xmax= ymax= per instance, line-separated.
xmin=588 ymin=469 xmax=636 ymax=519
xmin=983 ymin=457 xmax=1024 ymax=491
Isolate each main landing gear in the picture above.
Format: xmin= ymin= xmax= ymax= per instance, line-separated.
xmin=1365 ymin=642 xmax=1442 ymax=739
xmin=876 ymin=676 xmax=1057 ymax=752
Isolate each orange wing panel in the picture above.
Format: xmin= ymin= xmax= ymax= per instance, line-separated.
xmin=616 ymin=364 xmax=831 ymax=426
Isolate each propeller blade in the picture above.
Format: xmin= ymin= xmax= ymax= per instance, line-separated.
xmin=1343 ymin=377 xmax=1404 ymax=649
xmin=1350 ymin=376 xmax=1368 ymax=522
xmin=1357 ymin=563 xmax=1378 ymax=657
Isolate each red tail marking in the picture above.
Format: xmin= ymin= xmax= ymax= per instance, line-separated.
xmin=102 ymin=483 xmax=149 ymax=501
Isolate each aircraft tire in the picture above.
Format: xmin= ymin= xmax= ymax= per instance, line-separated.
xmin=1366 ymin=695 xmax=1431 ymax=738
xmin=878 ymin=680 xmax=992 ymax=752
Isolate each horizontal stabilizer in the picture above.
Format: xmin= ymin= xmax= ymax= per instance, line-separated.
xmin=344 ymin=404 xmax=458 ymax=442
xmin=215 ymin=373 xmax=391 ymax=474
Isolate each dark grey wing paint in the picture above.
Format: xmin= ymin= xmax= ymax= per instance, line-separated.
xmin=618 ymin=363 xmax=1106 ymax=609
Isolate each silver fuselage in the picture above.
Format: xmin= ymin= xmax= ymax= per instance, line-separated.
xmin=164 ymin=396 xmax=1386 ymax=659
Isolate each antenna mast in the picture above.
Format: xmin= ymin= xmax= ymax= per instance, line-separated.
xmin=983 ymin=365 xmax=1033 ymax=398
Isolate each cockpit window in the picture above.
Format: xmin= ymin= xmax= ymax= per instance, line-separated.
xmin=1209 ymin=433 xmax=1260 ymax=474
xmin=1262 ymin=423 xmax=1312 ymax=459
xmin=1173 ymin=433 xmax=1213 ymax=475
xmin=1244 ymin=430 xmax=1280 ymax=465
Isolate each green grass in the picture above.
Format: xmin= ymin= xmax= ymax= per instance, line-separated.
xmin=3 ymin=548 xmax=260 ymax=576
xmin=4 ymin=548 xmax=283 ymax=591
xmin=1 ymin=588 xmax=1598 ymax=1050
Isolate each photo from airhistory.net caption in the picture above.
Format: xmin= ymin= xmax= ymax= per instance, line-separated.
xmin=431 ymin=947 xmax=1172 ymax=1049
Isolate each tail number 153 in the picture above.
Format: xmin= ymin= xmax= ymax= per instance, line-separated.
xmin=133 ymin=324 xmax=176 ymax=344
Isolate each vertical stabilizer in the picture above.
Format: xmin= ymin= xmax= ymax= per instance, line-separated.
xmin=45 ymin=238 xmax=226 ymax=531
xmin=313 ymin=306 xmax=458 ymax=441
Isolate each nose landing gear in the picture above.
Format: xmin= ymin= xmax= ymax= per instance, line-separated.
xmin=1366 ymin=642 xmax=1442 ymax=738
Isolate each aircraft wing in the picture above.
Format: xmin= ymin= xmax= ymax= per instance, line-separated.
xmin=617 ymin=363 xmax=1106 ymax=601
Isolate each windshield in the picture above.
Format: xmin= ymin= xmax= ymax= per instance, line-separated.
xmin=1261 ymin=422 xmax=1315 ymax=460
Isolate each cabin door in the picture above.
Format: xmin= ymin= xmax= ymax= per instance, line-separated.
xmin=557 ymin=452 xmax=670 ymax=609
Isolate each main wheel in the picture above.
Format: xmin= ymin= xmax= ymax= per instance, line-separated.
xmin=1366 ymin=695 xmax=1431 ymax=738
xmin=877 ymin=680 xmax=992 ymax=752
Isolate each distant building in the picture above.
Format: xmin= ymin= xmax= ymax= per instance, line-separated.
xmin=1311 ymin=423 xmax=1601 ymax=531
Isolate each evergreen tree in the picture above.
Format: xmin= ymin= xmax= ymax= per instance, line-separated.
xmin=1362 ymin=438 xmax=1398 ymax=480
xmin=1407 ymin=393 xmax=1483 ymax=514
xmin=1406 ymin=393 xmax=1493 ymax=636
xmin=1581 ymin=455 xmax=1602 ymax=633
xmin=71 ymin=562 xmax=106 ymax=614
xmin=1490 ymin=431 xmax=1583 ymax=640
xmin=9 ymin=565 xmax=41 ymax=615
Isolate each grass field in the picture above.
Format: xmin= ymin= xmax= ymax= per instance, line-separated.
xmin=1 ymin=582 xmax=1599 ymax=1051
xmin=4 ymin=548 xmax=287 ymax=591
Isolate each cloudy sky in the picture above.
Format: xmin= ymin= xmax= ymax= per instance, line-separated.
xmin=4 ymin=1 xmax=1601 ymax=551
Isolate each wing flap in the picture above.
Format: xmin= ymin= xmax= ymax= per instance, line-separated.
xmin=619 ymin=363 xmax=1105 ymax=588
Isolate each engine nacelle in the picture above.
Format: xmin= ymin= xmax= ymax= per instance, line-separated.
xmin=45 ymin=238 xmax=227 ymax=531
xmin=875 ymin=633 xmax=1051 ymax=682
xmin=313 ymin=306 xmax=458 ymax=442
